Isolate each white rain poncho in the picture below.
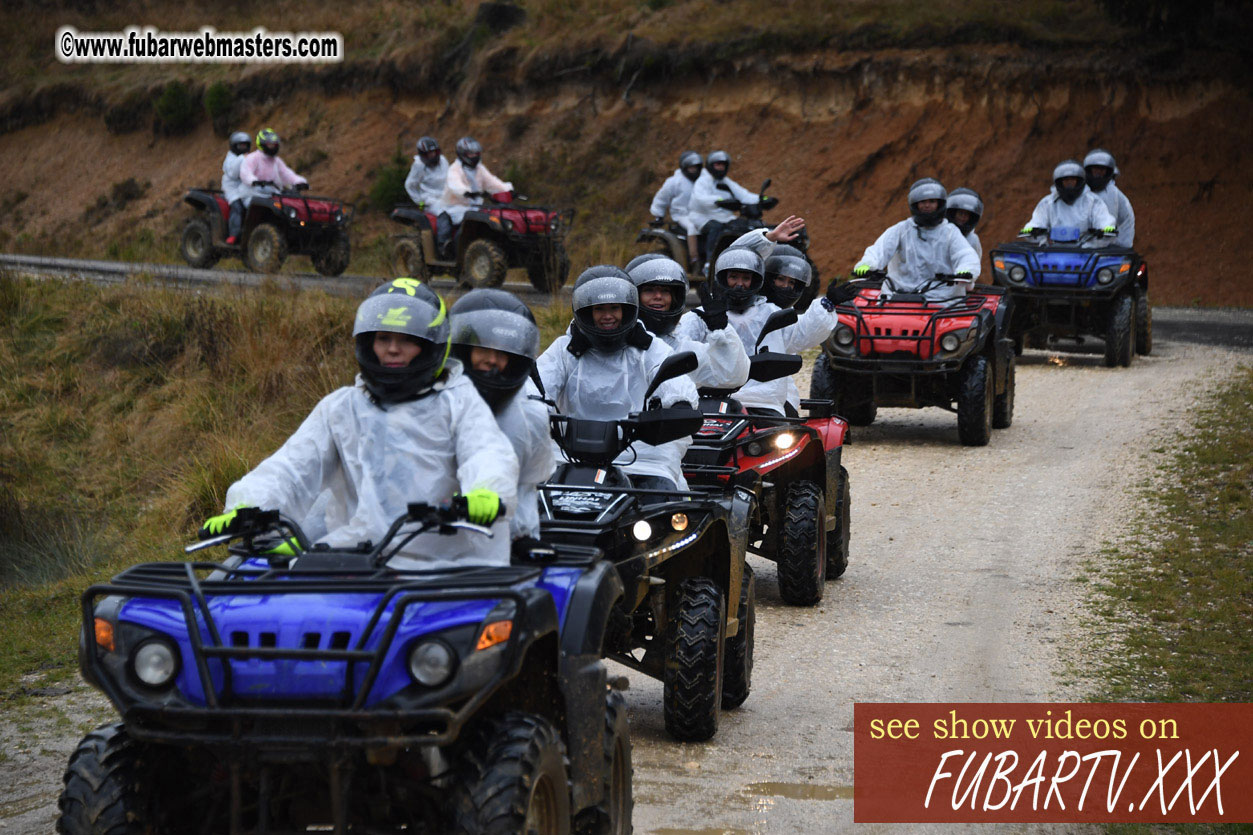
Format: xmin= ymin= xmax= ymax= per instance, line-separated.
xmin=659 ymin=312 xmax=750 ymax=390
xmin=858 ymin=218 xmax=982 ymax=302
xmin=440 ymin=159 xmax=512 ymax=225
xmin=649 ymin=168 xmax=699 ymax=235
xmin=495 ymin=379 xmax=554 ymax=540
xmin=221 ymin=151 xmax=247 ymax=205
xmin=404 ymin=154 xmax=449 ymax=214
xmin=1091 ymin=182 xmax=1135 ymax=248
xmin=223 ymin=363 xmax=519 ymax=567
xmin=536 ymin=333 xmax=699 ymax=488
xmin=688 ymin=169 xmax=760 ymax=230
xmin=238 ymin=150 xmax=307 ymax=204
xmin=965 ymin=230 xmax=983 ymax=261
xmin=1026 ymin=187 xmax=1117 ymax=247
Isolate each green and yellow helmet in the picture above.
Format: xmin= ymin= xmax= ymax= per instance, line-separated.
xmin=256 ymin=128 xmax=280 ymax=156
xmin=353 ymin=278 xmax=451 ymax=402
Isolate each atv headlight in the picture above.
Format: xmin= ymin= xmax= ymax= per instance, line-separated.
xmin=632 ymin=520 xmax=653 ymax=541
xmin=670 ymin=513 xmax=689 ymax=532
xmin=131 ymin=638 xmax=179 ymax=689
xmin=940 ymin=332 xmax=961 ymax=353
xmin=285 ymin=206 xmax=298 ymax=221
xmin=408 ymin=640 xmax=456 ymax=687
xmin=549 ymin=216 xmax=561 ymax=233
xmin=774 ymin=432 xmax=796 ymax=450
xmin=1096 ymin=267 xmax=1114 ymax=284
xmin=501 ymin=219 xmax=514 ymax=232
xmin=334 ymin=209 xmax=344 ymax=224
xmin=834 ymin=325 xmax=855 ymax=347
xmin=1008 ymin=265 xmax=1027 ymax=283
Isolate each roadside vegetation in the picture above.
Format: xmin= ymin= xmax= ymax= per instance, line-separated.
xmin=1086 ymin=366 xmax=1253 ymax=703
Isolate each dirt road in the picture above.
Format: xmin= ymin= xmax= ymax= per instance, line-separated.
xmin=0 ymin=325 xmax=1248 ymax=834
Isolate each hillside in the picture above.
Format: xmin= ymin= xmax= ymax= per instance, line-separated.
xmin=2 ymin=0 xmax=1251 ymax=304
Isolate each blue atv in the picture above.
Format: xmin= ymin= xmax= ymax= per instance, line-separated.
xmin=59 ymin=501 xmax=632 ymax=835
xmin=989 ymin=226 xmax=1151 ymax=367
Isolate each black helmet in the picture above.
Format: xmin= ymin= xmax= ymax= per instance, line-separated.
xmin=713 ymin=246 xmax=764 ymax=312
xmin=763 ymin=254 xmax=813 ymax=309
xmin=907 ymin=178 xmax=947 ymax=228
xmin=455 ymin=136 xmax=482 ymax=169
xmin=450 ymin=289 xmax=540 ymax=412
xmin=572 ymin=270 xmax=638 ymax=353
xmin=229 ymin=131 xmax=251 ymax=155
xmin=1053 ymin=160 xmax=1086 ymax=205
xmin=416 ymin=136 xmax=441 ymax=166
xmin=354 ymin=279 xmax=451 ymax=403
xmin=624 ymin=252 xmax=670 ymax=274
xmin=256 ymin=128 xmax=280 ymax=157
xmin=945 ymin=187 xmax=984 ymax=235
xmin=679 ymin=150 xmax=703 ymax=182
xmin=707 ymin=150 xmax=730 ymax=180
xmin=628 ymin=258 xmax=688 ymax=335
xmin=1083 ymin=148 xmax=1117 ymax=192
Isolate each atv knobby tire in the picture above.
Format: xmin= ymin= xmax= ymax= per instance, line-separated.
xmin=1104 ymin=293 xmax=1134 ymax=368
xmin=956 ymin=354 xmax=993 ymax=446
xmin=391 ymin=237 xmax=429 ymax=281
xmin=574 ymin=690 xmax=633 ymax=835
xmin=777 ymin=481 xmax=827 ymax=606
xmin=827 ymin=466 xmax=851 ymax=579
xmin=527 ymin=242 xmax=570 ymax=292
xmin=312 ymin=232 xmax=351 ymax=277
xmin=461 ymin=238 xmax=509 ymax=288
xmin=1135 ymin=289 xmax=1153 ymax=355
xmin=58 ymin=722 xmax=147 ymax=835
xmin=451 ymin=712 xmax=571 ymax=835
xmin=663 ymin=578 xmax=725 ymax=742
xmin=811 ymin=354 xmax=876 ymax=426
xmin=721 ymin=563 xmax=755 ymax=710
xmin=992 ymin=353 xmax=1015 ymax=429
xmin=245 ymin=222 xmax=287 ymax=274
xmin=180 ymin=216 xmax=219 ymax=269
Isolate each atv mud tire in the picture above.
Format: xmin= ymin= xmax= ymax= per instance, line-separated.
xmin=1103 ymin=293 xmax=1134 ymax=368
xmin=180 ymin=216 xmax=219 ymax=269
xmin=574 ymin=690 xmax=633 ymax=835
xmin=312 ymin=232 xmax=351 ymax=277
xmin=527 ymin=242 xmax=571 ymax=292
xmin=58 ymin=723 xmax=148 ymax=835
xmin=451 ymin=712 xmax=571 ymax=835
xmin=956 ymin=354 xmax=993 ymax=446
xmin=1135 ymin=289 xmax=1153 ymax=355
xmin=777 ymin=481 xmax=827 ymax=606
xmin=663 ymin=578 xmax=725 ymax=742
xmin=811 ymin=355 xmax=876 ymax=426
xmin=391 ymin=238 xmax=428 ymax=281
xmin=461 ymin=238 xmax=509 ymax=288
xmin=245 ymin=222 xmax=287 ymax=274
xmin=992 ymin=353 xmax=1015 ymax=429
xmin=721 ymin=563 xmax=755 ymax=710
xmin=827 ymin=466 xmax=851 ymax=579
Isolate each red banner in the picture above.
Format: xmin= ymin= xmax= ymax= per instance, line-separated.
xmin=854 ymin=703 xmax=1253 ymax=823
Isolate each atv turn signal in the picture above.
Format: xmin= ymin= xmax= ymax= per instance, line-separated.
xmin=476 ymin=620 xmax=513 ymax=651
xmin=94 ymin=618 xmax=115 ymax=652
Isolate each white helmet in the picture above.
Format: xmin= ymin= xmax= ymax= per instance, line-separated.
xmin=1052 ymin=159 xmax=1086 ymax=204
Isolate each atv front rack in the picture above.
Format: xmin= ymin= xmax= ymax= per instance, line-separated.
xmin=830 ymin=292 xmax=994 ymax=373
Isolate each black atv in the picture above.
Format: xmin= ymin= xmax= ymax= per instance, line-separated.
xmin=61 ymin=501 xmax=630 ymax=835
xmin=180 ymin=186 xmax=354 ymax=276
xmin=538 ymin=352 xmax=756 ymax=743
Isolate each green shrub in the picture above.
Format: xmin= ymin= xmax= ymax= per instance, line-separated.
xmin=203 ymin=81 xmax=233 ymax=136
xmin=154 ymin=80 xmax=199 ymax=136
xmin=368 ymin=149 xmax=411 ymax=212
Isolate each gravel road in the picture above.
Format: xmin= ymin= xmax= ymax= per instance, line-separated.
xmin=1 ymin=326 xmax=1248 ymax=834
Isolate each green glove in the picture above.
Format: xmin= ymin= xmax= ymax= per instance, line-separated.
xmin=852 ymin=264 xmax=871 ymax=277
xmin=263 ymin=538 xmax=300 ymax=557
xmin=1020 ymin=226 xmax=1034 ymax=235
xmin=1102 ymin=225 xmax=1117 ymax=235
xmin=201 ymin=504 xmax=248 ymax=538
xmin=464 ymin=488 xmax=501 ymax=525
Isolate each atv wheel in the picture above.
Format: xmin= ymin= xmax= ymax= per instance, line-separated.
xmin=812 ymin=355 xmax=876 ymax=425
xmin=245 ymin=222 xmax=287 ymax=274
xmin=1103 ymin=293 xmax=1134 ymax=368
xmin=721 ymin=563 xmax=755 ymax=710
xmin=827 ymin=466 xmax=851 ymax=579
xmin=58 ymin=723 xmax=148 ymax=834
xmin=1135 ymin=289 xmax=1153 ymax=355
xmin=461 ymin=238 xmax=509 ymax=288
xmin=992 ymin=353 xmax=1015 ymax=429
xmin=179 ymin=216 xmax=219 ymax=269
xmin=663 ymin=578 xmax=725 ymax=742
xmin=311 ymin=232 xmax=351 ymax=277
xmin=842 ymin=399 xmax=877 ymax=426
xmin=391 ymin=238 xmax=429 ymax=281
xmin=574 ymin=691 xmax=633 ymax=835
xmin=956 ymin=354 xmax=993 ymax=446
xmin=777 ymin=481 xmax=827 ymax=606
xmin=808 ymin=353 xmax=836 ymax=400
xmin=527 ymin=242 xmax=571 ymax=292
xmin=451 ymin=712 xmax=571 ymax=835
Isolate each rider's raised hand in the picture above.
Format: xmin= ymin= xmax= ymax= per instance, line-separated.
xmin=464 ymin=488 xmax=502 ymax=525
xmin=826 ymin=279 xmax=862 ymax=305
xmin=852 ymin=264 xmax=871 ymax=277
xmin=765 ymin=215 xmax=806 ymax=243
xmin=695 ymin=281 xmax=729 ymax=330
xmin=200 ymin=504 xmax=250 ymax=539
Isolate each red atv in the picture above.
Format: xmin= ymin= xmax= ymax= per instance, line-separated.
xmin=180 ymin=187 xmax=354 ymax=276
xmin=683 ymin=309 xmax=852 ymax=606
xmin=390 ymin=192 xmax=574 ymax=291
xmin=810 ymin=273 xmax=1015 ymax=446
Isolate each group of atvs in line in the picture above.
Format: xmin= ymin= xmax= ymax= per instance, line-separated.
xmin=66 ymin=178 xmax=1150 ymax=835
